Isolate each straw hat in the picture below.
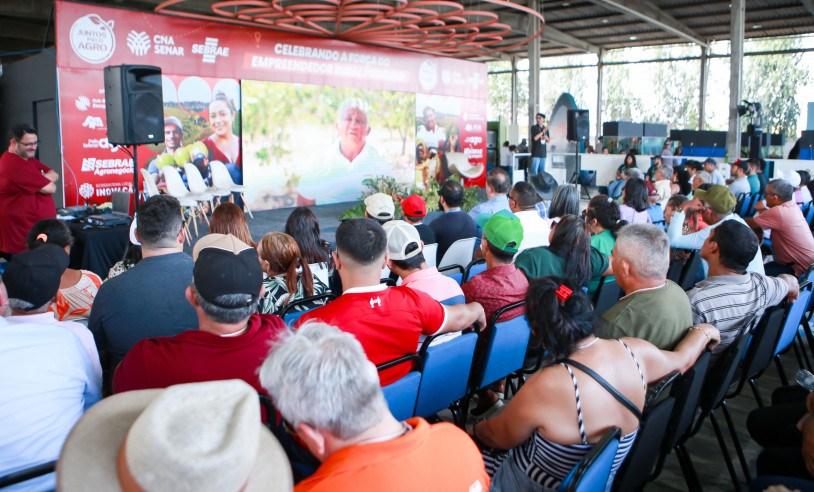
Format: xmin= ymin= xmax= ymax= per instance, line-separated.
xmin=57 ymin=380 xmax=292 ymax=492
xmin=446 ymin=152 xmax=484 ymax=179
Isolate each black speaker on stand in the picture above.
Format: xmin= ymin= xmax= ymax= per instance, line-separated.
xmin=567 ymin=109 xmax=591 ymax=198
xmin=104 ymin=65 xmax=164 ymax=209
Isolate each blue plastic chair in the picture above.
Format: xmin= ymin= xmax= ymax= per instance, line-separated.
xmin=463 ymin=258 xmax=487 ymax=283
xmin=414 ymin=332 xmax=478 ymax=419
xmin=557 ymin=427 xmax=622 ymax=492
xmin=378 ymin=354 xmax=422 ymax=421
xmin=438 ymin=264 xmax=464 ymax=286
xmin=440 ymin=294 xmax=466 ymax=306
xmin=280 ymin=293 xmax=336 ymax=325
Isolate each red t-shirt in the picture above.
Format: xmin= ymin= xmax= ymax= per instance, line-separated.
xmin=295 ymin=285 xmax=447 ymax=385
xmin=295 ymin=417 xmax=490 ymax=492
xmin=0 ymin=151 xmax=56 ymax=253
xmin=112 ymin=313 xmax=286 ymax=394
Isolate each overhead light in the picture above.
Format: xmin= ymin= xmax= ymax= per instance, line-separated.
xmin=752 ymin=24 xmax=762 ymax=29
xmin=562 ymin=2 xmax=570 ymax=5
xmin=601 ymin=18 xmax=609 ymax=23
xmin=629 ymin=36 xmax=638 ymax=40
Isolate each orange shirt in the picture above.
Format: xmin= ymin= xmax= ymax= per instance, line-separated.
xmin=296 ymin=417 xmax=489 ymax=492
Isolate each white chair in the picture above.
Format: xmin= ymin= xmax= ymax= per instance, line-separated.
xmin=210 ymin=160 xmax=253 ymax=218
xmin=437 ymin=237 xmax=476 ymax=276
xmin=140 ymin=168 xmax=161 ymax=199
xmin=184 ymin=163 xmax=230 ymax=210
xmin=162 ymin=166 xmax=211 ymax=238
xmin=423 ymin=243 xmax=438 ymax=268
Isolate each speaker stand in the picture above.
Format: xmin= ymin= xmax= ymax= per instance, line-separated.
xmin=567 ymin=144 xmax=589 ymax=200
xmin=131 ymin=145 xmax=139 ymax=211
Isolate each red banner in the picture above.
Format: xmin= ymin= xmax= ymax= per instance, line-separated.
xmin=56 ymin=0 xmax=486 ymax=206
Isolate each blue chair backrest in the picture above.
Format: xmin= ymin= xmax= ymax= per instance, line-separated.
xmin=283 ymin=310 xmax=307 ymax=325
xmin=440 ymin=295 xmax=466 ymax=306
xmin=464 ymin=263 xmax=488 ymax=283
xmin=736 ymin=193 xmax=751 ymax=218
xmin=475 ymin=304 xmax=531 ymax=389
xmin=775 ymin=282 xmax=812 ymax=356
xmin=414 ymin=332 xmax=478 ymax=418
xmin=746 ymin=193 xmax=764 ymax=217
xmin=806 ymin=204 xmax=814 ymax=229
xmin=557 ymin=427 xmax=622 ymax=492
xmin=381 ymin=371 xmax=421 ymax=421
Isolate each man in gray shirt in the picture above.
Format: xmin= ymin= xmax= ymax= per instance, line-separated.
xmin=728 ymin=160 xmax=752 ymax=198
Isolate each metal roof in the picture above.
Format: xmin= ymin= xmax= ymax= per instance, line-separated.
xmin=1 ymin=0 xmax=813 ymax=63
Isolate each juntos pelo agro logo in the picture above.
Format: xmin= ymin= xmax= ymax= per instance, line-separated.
xmin=70 ymin=14 xmax=116 ymax=64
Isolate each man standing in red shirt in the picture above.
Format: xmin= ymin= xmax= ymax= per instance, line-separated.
xmin=0 ymin=124 xmax=57 ymax=258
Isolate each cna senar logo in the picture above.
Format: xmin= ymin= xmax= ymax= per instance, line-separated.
xmin=70 ymin=14 xmax=116 ymax=64
xmin=75 ymin=96 xmax=90 ymax=111
xmin=192 ymin=38 xmax=229 ymax=63
xmin=127 ymin=31 xmax=150 ymax=56
xmin=79 ymin=183 xmax=95 ymax=200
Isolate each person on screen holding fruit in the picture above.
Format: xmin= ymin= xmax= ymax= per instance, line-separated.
xmin=146 ymin=117 xmax=187 ymax=185
xmin=202 ymin=91 xmax=242 ymax=185
xmin=297 ymin=98 xmax=390 ymax=206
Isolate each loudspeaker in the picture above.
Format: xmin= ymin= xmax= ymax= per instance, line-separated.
xmin=104 ymin=65 xmax=164 ymax=146
xmin=567 ymin=109 xmax=590 ymax=142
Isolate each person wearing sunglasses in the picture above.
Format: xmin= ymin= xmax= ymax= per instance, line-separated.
xmin=0 ymin=123 xmax=58 ymax=259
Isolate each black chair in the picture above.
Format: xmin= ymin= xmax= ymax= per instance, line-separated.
xmin=0 ymin=461 xmax=57 ymax=489
xmin=735 ymin=192 xmax=751 ymax=218
xmin=280 ymin=292 xmax=336 ymax=325
xmin=611 ymin=371 xmax=680 ymax=492
xmin=592 ymin=276 xmax=622 ymax=317
xmin=667 ymin=251 xmax=688 ymax=285
xmin=678 ymin=250 xmax=702 ymax=291
xmin=438 ymin=264 xmax=464 ymax=285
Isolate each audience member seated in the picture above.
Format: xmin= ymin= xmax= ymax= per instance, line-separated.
xmin=530 ymin=171 xmax=557 ymax=219
xmin=729 ymin=160 xmax=752 ymax=197
xmin=667 ymin=185 xmax=765 ymax=275
xmin=747 ymin=385 xmax=814 ymax=483
xmin=472 ymin=277 xmax=719 ymax=490
xmin=58 ymin=380 xmax=292 ymax=492
xmin=516 ymin=215 xmax=611 ymax=288
xmin=703 ymin=158 xmax=726 ymax=186
xmin=400 ymin=194 xmax=435 ymax=246
xmin=585 ymin=195 xmax=625 ymax=292
xmin=548 ymin=183 xmax=580 ymax=220
xmin=673 ymin=165 xmax=693 ymax=196
xmin=113 ymin=234 xmax=287 ymax=395
xmin=364 ymin=192 xmax=395 ymax=225
xmin=4 ymin=243 xmax=102 ymax=379
xmin=646 ymin=182 xmax=665 ymax=224
xmin=468 ymin=167 xmax=511 ymax=223
xmin=208 ymin=201 xmax=255 ymax=247
xmin=508 ymin=181 xmax=550 ymax=250
xmin=796 ymin=170 xmax=814 ymax=204
xmin=685 ymin=160 xmax=703 ymax=183
xmin=665 ymin=194 xmax=708 ymax=235
xmin=0 ymin=265 xmax=101 ymax=492
xmin=285 ymin=206 xmax=333 ymax=286
xmin=692 ymin=170 xmax=712 ymax=193
xmin=653 ymin=164 xmax=673 ymax=204
xmin=619 ymin=178 xmax=652 ymax=224
xmin=107 ymin=218 xmax=142 ymax=280
xmin=644 ymin=154 xmax=662 ymax=182
xmin=745 ymin=158 xmax=760 ymax=193
xmin=749 ymin=178 xmax=814 ymax=277
xmin=597 ymin=224 xmax=692 ymax=350
xmin=295 ymin=218 xmax=485 ymax=385
xmin=463 ymin=210 xmax=528 ymax=322
xmin=259 ymin=322 xmax=490 ymax=491
xmin=89 ymin=195 xmax=198 ymax=376
xmin=257 ymin=232 xmax=328 ymax=317
xmin=609 ymin=152 xmax=638 ymax=198
xmin=688 ymin=220 xmax=798 ymax=357
xmin=429 ymin=180 xmax=477 ymax=260
xmin=26 ymin=219 xmax=102 ymax=321
xmin=384 ymin=220 xmax=462 ymax=302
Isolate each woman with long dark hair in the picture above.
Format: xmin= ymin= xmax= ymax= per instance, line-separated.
xmin=256 ymin=232 xmax=328 ymax=316
xmin=619 ymin=178 xmax=651 ymax=224
xmin=474 ymin=277 xmax=719 ymax=491
xmin=284 ymin=206 xmax=332 ymax=285
xmin=548 ymin=184 xmax=579 ymax=220
xmin=515 ymin=215 xmax=611 ymax=288
xmin=584 ymin=195 xmax=626 ymax=292
xmin=608 ymin=153 xmax=638 ymax=198
xmin=27 ymin=219 xmax=102 ymax=321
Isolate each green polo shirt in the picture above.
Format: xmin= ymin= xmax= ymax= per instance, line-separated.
xmin=588 ymin=230 xmax=616 ymax=293
xmin=596 ymin=280 xmax=692 ymax=350
xmin=515 ymin=246 xmax=610 ymax=287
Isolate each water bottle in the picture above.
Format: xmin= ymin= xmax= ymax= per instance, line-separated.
xmin=795 ymin=369 xmax=814 ymax=391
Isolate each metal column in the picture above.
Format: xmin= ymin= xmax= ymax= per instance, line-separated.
xmin=699 ymin=46 xmax=709 ymax=130
xmin=596 ymin=50 xmax=604 ymax=145
xmin=511 ymin=57 xmax=518 ymax=125
xmin=528 ymin=0 xmax=541 ymax=127
xmin=727 ymin=0 xmax=745 ymax=161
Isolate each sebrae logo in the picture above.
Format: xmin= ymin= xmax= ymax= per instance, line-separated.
xmin=69 ymin=14 xmax=116 ymax=64
xmin=75 ymin=96 xmax=91 ymax=111
xmin=82 ymin=116 xmax=105 ymax=130
xmin=79 ymin=183 xmax=95 ymax=199
xmin=192 ymin=38 xmax=229 ymax=63
xmin=127 ymin=31 xmax=150 ymax=56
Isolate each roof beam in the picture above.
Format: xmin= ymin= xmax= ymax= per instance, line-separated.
xmin=498 ymin=11 xmax=600 ymax=53
xmin=801 ymin=0 xmax=814 ymax=17
xmin=590 ymin=0 xmax=709 ymax=47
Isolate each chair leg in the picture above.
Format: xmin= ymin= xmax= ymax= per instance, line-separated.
xmin=802 ymin=319 xmax=814 ymax=362
xmin=675 ymin=444 xmax=704 ymax=492
xmin=775 ymin=354 xmax=790 ymax=387
xmin=199 ymin=203 xmax=210 ymax=226
xmin=748 ymin=378 xmax=765 ymax=408
xmin=722 ymin=401 xmax=754 ymax=481
xmin=795 ymin=334 xmax=813 ymax=369
xmin=240 ymin=193 xmax=254 ymax=218
xmin=709 ymin=409 xmax=743 ymax=488
xmin=190 ymin=207 xmax=199 ymax=237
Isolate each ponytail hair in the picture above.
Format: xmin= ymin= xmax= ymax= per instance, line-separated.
xmin=586 ymin=195 xmax=627 ymax=237
xmin=258 ymin=232 xmax=314 ymax=304
xmin=26 ymin=219 xmax=74 ymax=251
xmin=525 ymin=276 xmax=595 ymax=359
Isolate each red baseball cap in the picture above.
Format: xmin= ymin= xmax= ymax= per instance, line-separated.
xmin=401 ymin=194 xmax=427 ymax=218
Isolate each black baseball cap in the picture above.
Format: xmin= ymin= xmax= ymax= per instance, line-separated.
xmin=3 ymin=244 xmax=69 ymax=310
xmin=192 ymin=234 xmax=263 ymax=308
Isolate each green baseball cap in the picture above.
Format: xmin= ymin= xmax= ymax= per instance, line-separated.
xmin=477 ymin=209 xmax=524 ymax=253
xmin=693 ymin=185 xmax=736 ymax=214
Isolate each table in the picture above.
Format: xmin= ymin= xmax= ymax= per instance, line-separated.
xmin=67 ymin=222 xmax=130 ymax=278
